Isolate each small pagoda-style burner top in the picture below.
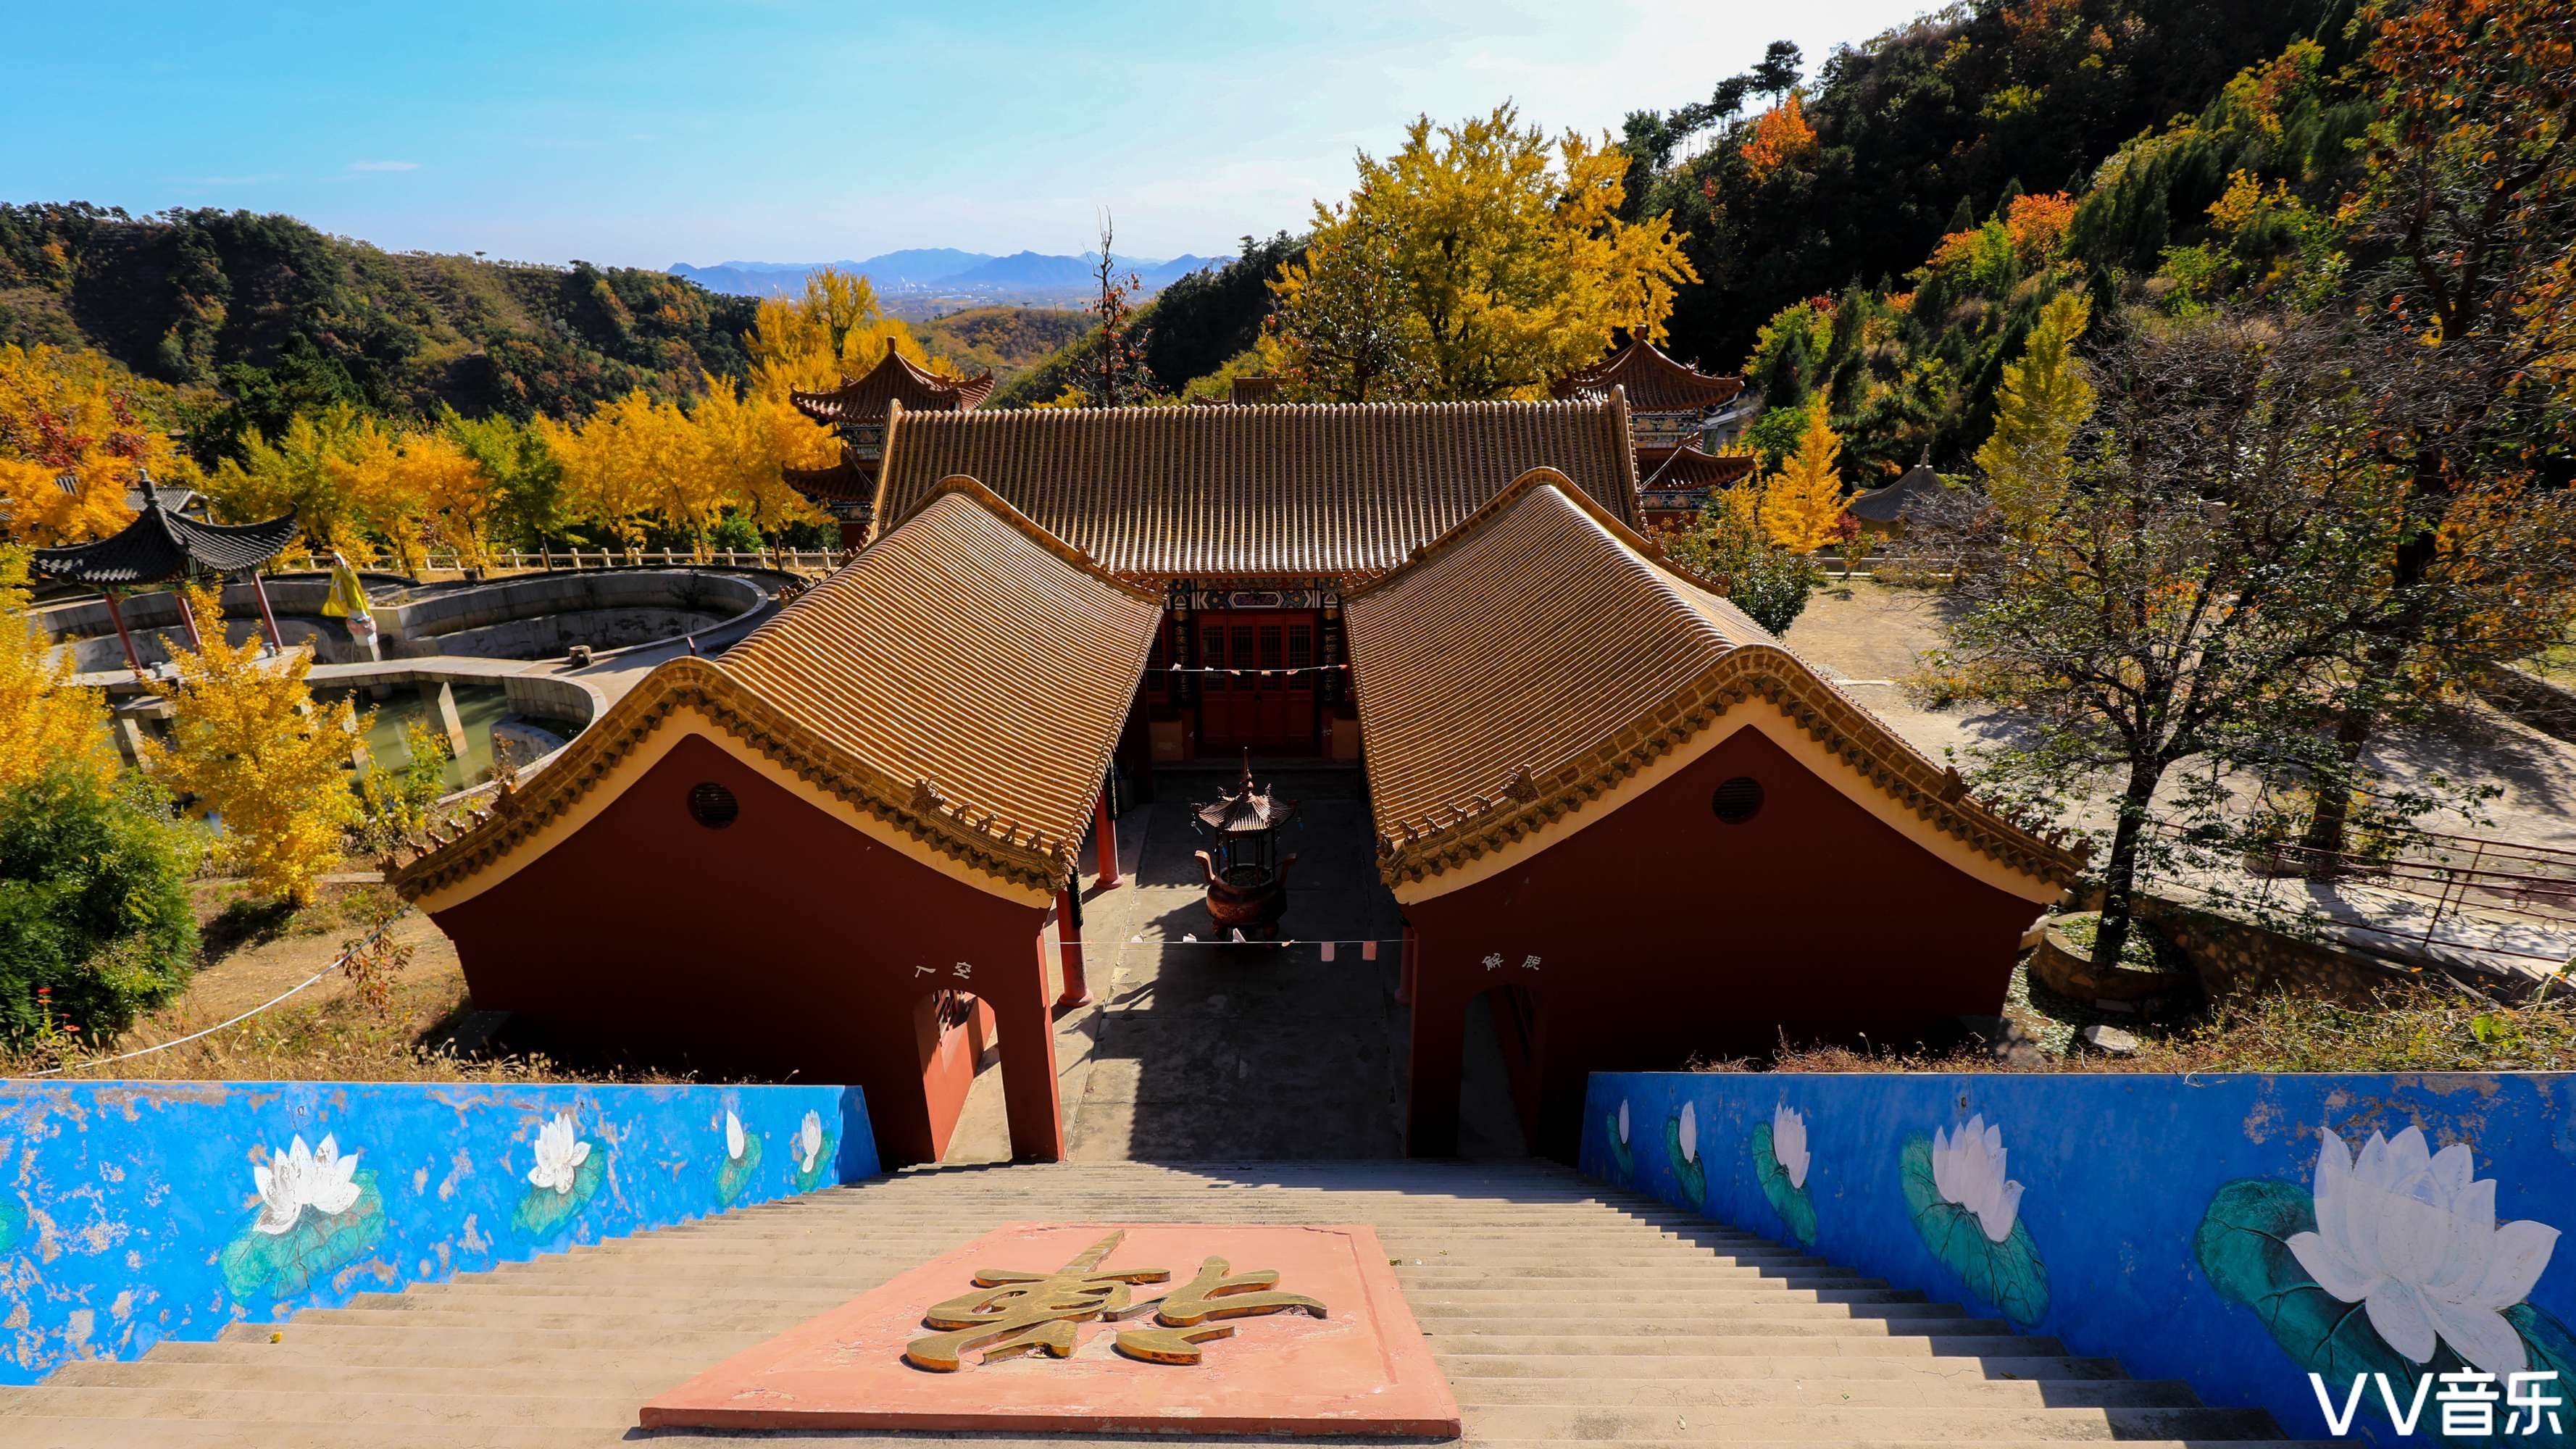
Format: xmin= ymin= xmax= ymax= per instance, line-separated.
xmin=1195 ymin=756 xmax=1298 ymax=835
xmin=1193 ymin=756 xmax=1298 ymax=941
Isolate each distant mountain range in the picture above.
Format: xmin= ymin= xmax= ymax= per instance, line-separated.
xmin=670 ymin=250 xmax=1220 ymax=304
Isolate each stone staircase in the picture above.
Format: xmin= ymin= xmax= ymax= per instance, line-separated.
xmin=0 ymin=1161 xmax=2325 ymax=1447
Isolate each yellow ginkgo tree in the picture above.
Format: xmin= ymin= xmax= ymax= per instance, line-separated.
xmin=146 ymin=588 xmax=363 ymax=906
xmin=0 ymin=548 xmax=108 ymax=789
xmin=1759 ymin=400 xmax=1849 ymax=554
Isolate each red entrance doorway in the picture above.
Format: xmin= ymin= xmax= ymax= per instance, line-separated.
xmin=1196 ymin=612 xmax=1320 ymax=753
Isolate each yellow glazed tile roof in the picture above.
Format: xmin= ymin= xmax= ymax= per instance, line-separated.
xmin=389 ymin=480 xmax=1160 ymax=902
xmin=874 ymin=397 xmax=1641 ymax=579
xmin=1343 ymin=470 xmax=2079 ymax=891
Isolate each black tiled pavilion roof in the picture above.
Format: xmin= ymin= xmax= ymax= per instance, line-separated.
xmin=30 ymin=489 xmax=300 ymax=588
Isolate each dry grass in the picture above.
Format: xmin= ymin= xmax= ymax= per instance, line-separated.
xmin=1720 ymin=978 xmax=2576 ymax=1074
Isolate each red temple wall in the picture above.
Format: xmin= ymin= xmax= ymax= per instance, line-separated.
xmin=428 ymin=732 xmax=1060 ymax=1169
xmin=1403 ymin=726 xmax=2046 ymax=1161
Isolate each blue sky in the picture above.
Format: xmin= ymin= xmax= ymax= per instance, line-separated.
xmin=6 ymin=0 xmax=1934 ymax=269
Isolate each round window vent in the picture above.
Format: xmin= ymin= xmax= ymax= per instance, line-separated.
xmin=688 ymin=782 xmax=740 ymax=830
xmin=1710 ymin=777 xmax=1764 ymax=824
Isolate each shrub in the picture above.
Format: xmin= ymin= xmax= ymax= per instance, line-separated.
xmin=0 ymin=768 xmax=199 ymax=1046
xmin=1730 ymin=550 xmax=1817 ymax=635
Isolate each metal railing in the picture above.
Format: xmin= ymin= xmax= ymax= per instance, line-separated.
xmin=2155 ymin=817 xmax=2576 ymax=968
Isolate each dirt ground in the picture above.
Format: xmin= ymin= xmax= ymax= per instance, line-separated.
xmin=1783 ymin=579 xmax=2576 ymax=853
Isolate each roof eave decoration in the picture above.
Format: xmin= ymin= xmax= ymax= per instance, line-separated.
xmin=1551 ymin=339 xmax=1747 ymax=412
xmin=1369 ymin=642 xmax=2083 ymax=892
xmin=385 ymin=656 xmax=1080 ymax=904
xmin=30 ymin=494 xmax=301 ymax=588
xmin=788 ymin=348 xmax=998 ymax=425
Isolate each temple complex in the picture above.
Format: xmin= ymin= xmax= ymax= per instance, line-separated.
xmin=783 ymin=346 xmax=996 ymax=546
xmin=391 ymin=397 xmax=2072 ymax=1168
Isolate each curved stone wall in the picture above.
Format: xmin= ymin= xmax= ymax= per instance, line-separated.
xmin=37 ymin=569 xmax=774 ymax=672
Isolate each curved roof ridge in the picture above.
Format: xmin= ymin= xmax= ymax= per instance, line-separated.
xmin=883 ymin=475 xmax=1164 ymax=603
xmin=391 ymin=488 xmax=1164 ymax=907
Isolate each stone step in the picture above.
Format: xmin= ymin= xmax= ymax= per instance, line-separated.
xmin=51 ymin=1360 xmax=2201 ymax=1411
xmin=1435 ymin=1333 xmax=2058 ymax=1357
xmin=1454 ymin=1404 xmax=2285 ymax=1440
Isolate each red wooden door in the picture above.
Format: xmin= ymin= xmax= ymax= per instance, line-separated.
xmin=1195 ymin=612 xmax=1320 ymax=753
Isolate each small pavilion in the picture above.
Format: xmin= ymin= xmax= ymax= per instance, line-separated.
xmin=1848 ymin=451 xmax=1950 ymax=535
xmin=783 ymin=347 xmax=996 ymax=546
xmin=29 ymin=476 xmax=300 ymax=674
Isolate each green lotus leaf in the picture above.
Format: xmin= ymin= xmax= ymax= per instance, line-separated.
xmin=1666 ymin=1114 xmax=1706 ymax=1211
xmin=2194 ymin=1177 xmax=2419 ymax=1389
xmin=1901 ymin=1135 xmax=2047 ymax=1327
xmin=1604 ymin=1114 xmax=1635 ymax=1183
xmin=1751 ymin=1122 xmax=1818 ymax=1248
xmin=2197 ymin=1178 xmax=2576 ymax=1447
xmin=512 ymin=1140 xmax=606 ymax=1238
xmin=714 ymin=1132 xmax=763 ymax=1206
xmin=791 ymin=1134 xmax=838 ymax=1194
xmin=218 ymin=1169 xmax=386 ymax=1301
xmin=2505 ymin=1305 xmax=2576 ymax=1449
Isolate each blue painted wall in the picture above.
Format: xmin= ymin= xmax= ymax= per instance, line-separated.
xmin=1582 ymin=1072 xmax=2576 ymax=1447
xmin=0 ymin=1080 xmax=878 ymax=1384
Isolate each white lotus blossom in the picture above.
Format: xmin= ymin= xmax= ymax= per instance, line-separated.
xmin=798 ymin=1111 xmax=824 ymax=1174
xmin=528 ymin=1112 xmax=591 ymax=1196
xmin=251 ymin=1134 xmax=361 ymax=1235
xmin=1773 ymin=1105 xmax=1811 ymax=1190
xmin=1931 ymin=1115 xmax=2024 ymax=1244
xmin=1678 ymin=1101 xmax=1698 ymax=1163
xmin=1617 ymin=1099 xmax=1630 ymax=1145
xmin=2286 ymin=1126 xmax=2559 ymax=1379
xmin=723 ymin=1110 xmax=746 ymax=1162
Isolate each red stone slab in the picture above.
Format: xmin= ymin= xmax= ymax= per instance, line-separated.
xmin=638 ymin=1222 xmax=1460 ymax=1437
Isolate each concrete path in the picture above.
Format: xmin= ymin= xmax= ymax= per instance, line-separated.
xmin=0 ymin=1160 xmax=2327 ymax=1447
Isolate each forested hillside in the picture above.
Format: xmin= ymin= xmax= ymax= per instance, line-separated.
xmin=0 ymin=204 xmax=759 ymax=462
xmin=1630 ymin=0 xmax=2348 ymax=372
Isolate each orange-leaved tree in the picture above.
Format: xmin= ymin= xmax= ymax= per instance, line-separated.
xmin=0 ymin=344 xmax=198 ymax=546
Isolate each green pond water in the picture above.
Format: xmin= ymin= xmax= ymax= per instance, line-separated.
xmin=315 ymin=682 xmax=517 ymax=793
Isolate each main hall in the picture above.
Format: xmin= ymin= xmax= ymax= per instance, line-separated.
xmin=389 ymin=383 xmax=2075 ymax=1169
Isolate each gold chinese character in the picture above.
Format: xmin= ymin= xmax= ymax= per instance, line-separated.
xmin=903 ymin=1235 xmax=1327 ymax=1371
xmin=1112 ymin=1256 xmax=1327 ymax=1365
xmin=904 ymin=1232 xmax=1168 ymax=1371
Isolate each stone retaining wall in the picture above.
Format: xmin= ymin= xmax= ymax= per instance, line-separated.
xmin=2133 ymin=893 xmax=2406 ymax=1003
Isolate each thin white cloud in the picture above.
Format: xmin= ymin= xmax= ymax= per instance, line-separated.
xmin=346 ymin=160 xmax=420 ymax=172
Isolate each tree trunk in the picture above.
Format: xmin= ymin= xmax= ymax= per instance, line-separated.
xmin=2091 ymin=761 xmax=2164 ymax=975
xmin=2298 ymin=704 xmax=2377 ymax=869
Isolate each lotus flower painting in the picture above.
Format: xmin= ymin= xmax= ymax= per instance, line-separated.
xmin=512 ymin=1110 xmax=606 ymax=1237
xmin=1752 ymin=1103 xmax=1818 ymax=1247
xmin=1902 ymin=1115 xmax=2047 ymax=1327
xmin=791 ymin=1108 xmax=836 ymax=1193
xmin=1666 ymin=1100 xmax=1706 ymax=1211
xmin=714 ymin=1108 xmax=764 ymax=1206
xmin=2199 ymin=1122 xmax=2575 ymax=1437
xmin=1604 ymin=1098 xmax=1635 ymax=1183
xmin=219 ymin=1133 xmax=385 ymax=1300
